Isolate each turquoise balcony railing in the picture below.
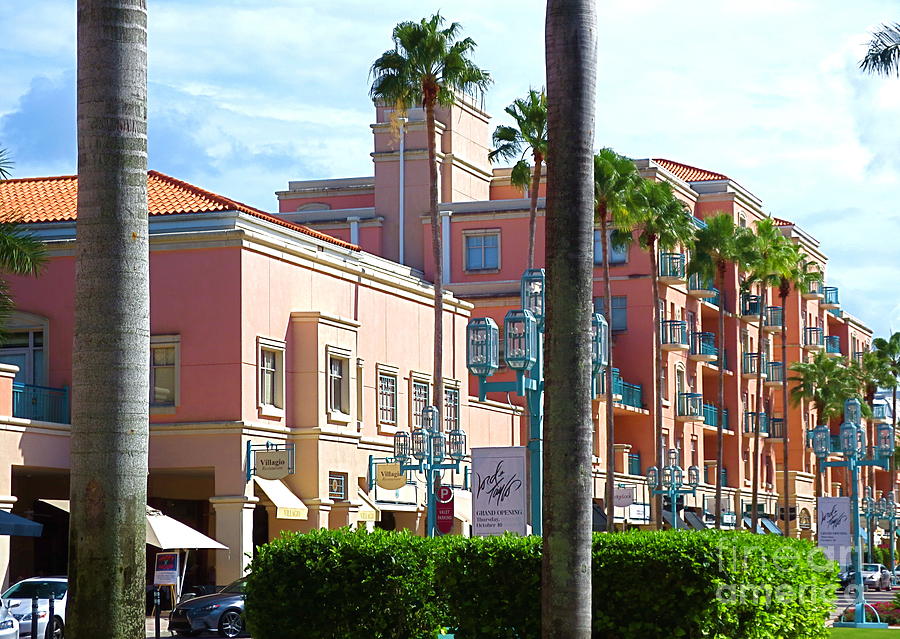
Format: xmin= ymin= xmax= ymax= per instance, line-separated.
xmin=12 ymin=382 xmax=70 ymax=424
xmin=628 ymin=453 xmax=641 ymax=476
xmin=768 ymin=417 xmax=785 ymax=438
xmin=712 ymin=348 xmax=729 ymax=370
xmin=707 ymin=288 xmax=721 ymax=307
xmin=803 ymin=280 xmax=823 ymax=298
xmin=764 ymin=306 xmax=783 ymax=329
xmin=740 ymin=293 xmax=761 ymax=317
xmin=823 ymin=286 xmax=840 ymax=307
xmin=660 ymin=320 xmax=688 ymax=348
xmin=677 ymin=392 xmax=704 ymax=419
xmin=616 ymin=379 xmax=644 ymax=409
xmin=658 ymin=252 xmax=686 ymax=280
xmin=705 ymin=466 xmax=728 ymax=486
xmin=702 ymin=403 xmax=730 ymax=430
xmin=690 ymin=331 xmax=717 ymax=358
xmin=687 ymin=273 xmax=716 ymax=297
xmin=743 ymin=411 xmax=769 ymax=434
xmin=742 ymin=352 xmax=766 ymax=376
xmin=766 ymin=361 xmax=784 ymax=383
xmin=804 ymin=326 xmax=824 ymax=348
xmin=825 ymin=335 xmax=841 ymax=355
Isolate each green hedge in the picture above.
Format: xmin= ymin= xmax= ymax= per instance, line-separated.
xmin=244 ymin=529 xmax=836 ymax=639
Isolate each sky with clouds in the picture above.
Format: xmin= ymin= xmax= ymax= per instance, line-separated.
xmin=1 ymin=0 xmax=899 ymax=336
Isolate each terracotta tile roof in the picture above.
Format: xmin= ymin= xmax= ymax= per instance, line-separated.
xmin=652 ymin=159 xmax=729 ymax=183
xmin=0 ymin=170 xmax=357 ymax=250
xmin=773 ymin=217 xmax=794 ymax=226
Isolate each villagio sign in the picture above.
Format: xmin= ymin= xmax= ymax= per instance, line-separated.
xmin=255 ymin=449 xmax=291 ymax=480
xmin=375 ymin=463 xmax=407 ymax=490
xmin=471 ymin=446 xmax=527 ymax=536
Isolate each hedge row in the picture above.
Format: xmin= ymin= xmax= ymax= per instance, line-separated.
xmin=244 ymin=529 xmax=836 ymax=639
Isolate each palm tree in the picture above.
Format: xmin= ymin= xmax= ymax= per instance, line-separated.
xmin=592 ymin=148 xmax=642 ymax=532
xmin=69 ymin=2 xmax=149 ymax=639
xmin=790 ymin=351 xmax=859 ymax=497
xmin=861 ymin=23 xmax=900 ymax=77
xmin=370 ymin=13 xmax=491 ymax=421
xmin=686 ymin=213 xmax=749 ymax=528
xmin=489 ymin=89 xmax=547 ymax=269
xmin=773 ymin=249 xmax=821 ymax=537
xmin=633 ymin=179 xmax=696 ymax=528
xmin=542 ymin=0 xmax=597 ymax=635
xmin=0 ymin=148 xmax=13 ymax=179
xmin=741 ymin=218 xmax=794 ymax=532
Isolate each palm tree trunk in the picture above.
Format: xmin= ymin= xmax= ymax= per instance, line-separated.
xmin=780 ymin=287 xmax=791 ymax=537
xmin=649 ymin=241 xmax=664 ymax=529
xmin=600 ymin=212 xmax=616 ymax=532
xmin=715 ymin=262 xmax=726 ymax=529
xmin=543 ymin=0 xmax=596 ymax=635
xmin=527 ymin=154 xmax=542 ymax=269
xmin=69 ymin=2 xmax=149 ymax=639
xmin=751 ymin=288 xmax=767 ymax=532
xmin=424 ymin=98 xmax=444 ymax=422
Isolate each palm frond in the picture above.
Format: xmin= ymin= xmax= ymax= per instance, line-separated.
xmin=509 ymin=159 xmax=532 ymax=191
xmin=861 ymin=23 xmax=900 ymax=77
xmin=0 ymin=148 xmax=12 ymax=180
xmin=0 ymin=224 xmax=46 ymax=276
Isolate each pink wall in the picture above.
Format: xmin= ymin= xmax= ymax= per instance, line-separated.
xmin=278 ymin=192 xmax=374 ymax=213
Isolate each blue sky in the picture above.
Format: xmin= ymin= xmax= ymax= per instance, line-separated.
xmin=2 ymin=0 xmax=899 ymax=337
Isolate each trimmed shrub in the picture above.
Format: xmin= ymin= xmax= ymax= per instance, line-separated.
xmin=245 ymin=529 xmax=837 ymax=639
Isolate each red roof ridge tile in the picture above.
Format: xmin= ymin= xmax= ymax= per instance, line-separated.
xmin=652 ymin=158 xmax=729 ymax=182
xmin=773 ymin=217 xmax=793 ymax=226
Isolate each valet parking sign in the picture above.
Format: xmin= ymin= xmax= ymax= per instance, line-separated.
xmin=472 ymin=446 xmax=527 ymax=536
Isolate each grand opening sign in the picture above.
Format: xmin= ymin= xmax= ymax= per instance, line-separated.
xmin=471 ymin=446 xmax=527 ymax=536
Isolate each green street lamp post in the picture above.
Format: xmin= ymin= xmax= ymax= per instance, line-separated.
xmin=392 ymin=405 xmax=467 ymax=537
xmin=880 ymin=492 xmax=898 ymax=580
xmin=812 ymin=398 xmax=894 ymax=629
xmin=646 ymin=448 xmax=700 ymax=529
xmin=466 ymin=268 xmax=609 ymax=536
xmin=862 ymin=486 xmax=883 ymax=564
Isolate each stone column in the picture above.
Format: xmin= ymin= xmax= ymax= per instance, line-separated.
xmin=209 ymin=495 xmax=258 ymax=585
xmin=613 ymin=443 xmax=632 ymax=475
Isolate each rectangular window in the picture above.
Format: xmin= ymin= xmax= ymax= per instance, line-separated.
xmin=593 ymin=230 xmax=628 ymax=265
xmin=151 ymin=345 xmax=177 ymax=406
xmin=412 ymin=380 xmax=429 ymax=427
xmin=257 ymin=337 xmax=286 ymax=416
xmin=378 ymin=372 xmax=398 ymax=425
xmin=329 ymin=357 xmax=346 ymax=413
xmin=328 ymin=472 xmax=347 ymax=501
xmin=593 ymin=296 xmax=627 ymax=332
xmin=444 ymin=387 xmax=460 ymax=431
xmin=464 ymin=232 xmax=500 ymax=271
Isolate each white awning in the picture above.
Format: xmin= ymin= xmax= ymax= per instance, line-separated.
xmin=357 ymin=489 xmax=380 ymax=522
xmin=41 ymin=499 xmax=228 ymax=550
xmin=252 ymin=476 xmax=309 ymax=520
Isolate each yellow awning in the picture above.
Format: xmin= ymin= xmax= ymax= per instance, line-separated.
xmin=357 ymin=489 xmax=380 ymax=522
xmin=252 ymin=477 xmax=309 ymax=520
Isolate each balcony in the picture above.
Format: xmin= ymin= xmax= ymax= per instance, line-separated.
xmin=689 ymin=331 xmax=717 ymax=362
xmin=802 ymin=280 xmax=823 ymax=300
xmin=711 ymin=349 xmax=729 ymax=371
xmin=803 ymin=327 xmax=824 ymax=351
xmin=687 ymin=273 xmax=717 ymax=299
xmin=852 ymin=351 xmax=865 ymax=365
xmin=764 ymin=361 xmax=784 ymax=387
xmin=768 ymin=417 xmax=785 ymax=439
xmin=825 ymin=335 xmax=841 ymax=357
xmin=676 ymin=392 xmax=704 ymax=422
xmin=705 ymin=288 xmax=721 ymax=308
xmin=872 ymin=403 xmax=891 ymax=424
xmin=603 ymin=368 xmax=644 ymax=410
xmin=742 ymin=352 xmax=767 ymax=380
xmin=822 ymin=286 xmax=840 ymax=310
xmin=763 ymin=306 xmax=783 ymax=333
xmin=12 ymin=382 xmax=70 ymax=424
xmin=627 ymin=453 xmax=642 ymax=476
xmin=743 ymin=411 xmax=769 ymax=435
xmin=740 ymin=294 xmax=762 ymax=322
xmin=658 ymin=252 xmax=686 ymax=284
xmin=660 ymin=320 xmax=689 ymax=351
xmin=702 ymin=403 xmax=730 ymax=430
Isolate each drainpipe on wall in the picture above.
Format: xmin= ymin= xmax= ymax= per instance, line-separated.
xmin=348 ymin=216 xmax=360 ymax=246
xmin=398 ymin=117 xmax=407 ymax=265
xmin=440 ymin=210 xmax=452 ymax=285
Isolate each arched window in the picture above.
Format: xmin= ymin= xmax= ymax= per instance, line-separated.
xmin=799 ymin=509 xmax=812 ymax=530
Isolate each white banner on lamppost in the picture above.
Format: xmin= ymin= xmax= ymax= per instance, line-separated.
xmin=471 ymin=446 xmax=527 ymax=536
xmin=818 ymin=496 xmax=852 ymax=565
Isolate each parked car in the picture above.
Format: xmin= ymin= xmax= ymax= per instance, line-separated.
xmin=840 ymin=563 xmax=893 ymax=592
xmin=2 ymin=576 xmax=67 ymax=639
xmin=0 ymin=601 xmax=18 ymax=639
xmin=168 ymin=578 xmax=246 ymax=638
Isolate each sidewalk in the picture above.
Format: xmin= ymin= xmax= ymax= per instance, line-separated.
xmin=145 ymin=615 xmax=170 ymax=638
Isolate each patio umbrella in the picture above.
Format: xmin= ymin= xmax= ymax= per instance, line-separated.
xmin=0 ymin=510 xmax=42 ymax=536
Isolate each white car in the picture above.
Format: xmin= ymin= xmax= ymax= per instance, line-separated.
xmin=2 ymin=576 xmax=67 ymax=639
xmin=0 ymin=601 xmax=18 ymax=639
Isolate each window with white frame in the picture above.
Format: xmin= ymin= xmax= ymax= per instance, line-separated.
xmin=378 ymin=370 xmax=398 ymax=425
xmin=464 ymin=232 xmax=500 ymax=271
xmin=444 ymin=386 xmax=460 ymax=430
xmin=0 ymin=328 xmax=45 ymax=385
xmin=257 ymin=337 xmax=285 ymax=414
xmin=150 ymin=335 xmax=180 ymax=408
xmin=329 ymin=355 xmax=349 ymax=414
xmin=412 ymin=379 xmax=430 ymax=427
